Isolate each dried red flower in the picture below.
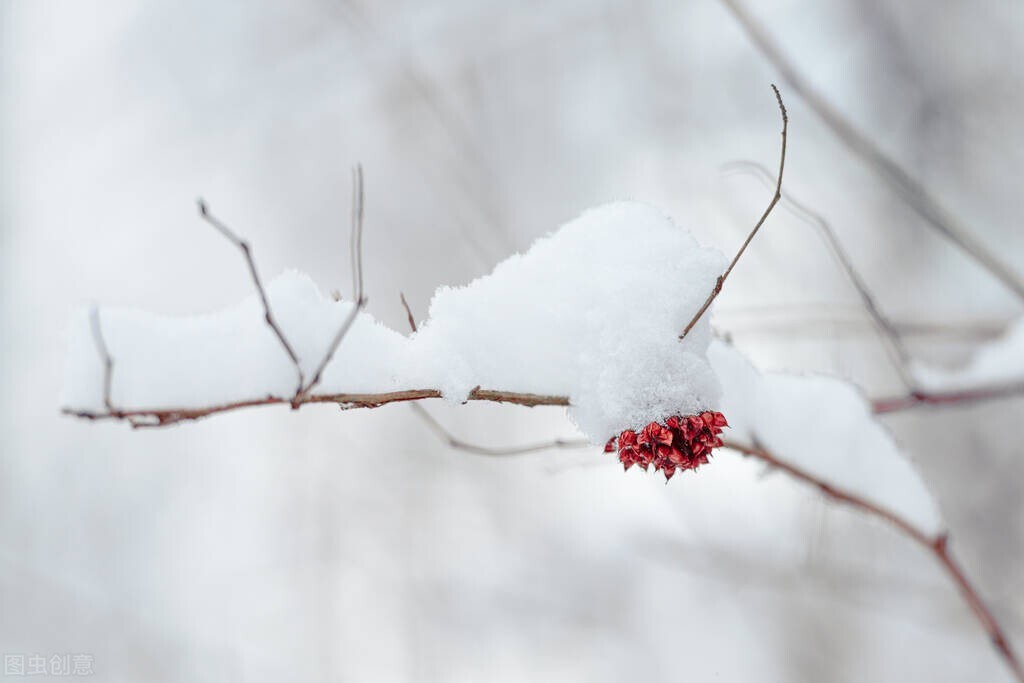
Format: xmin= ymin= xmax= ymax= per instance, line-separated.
xmin=607 ymin=411 xmax=728 ymax=480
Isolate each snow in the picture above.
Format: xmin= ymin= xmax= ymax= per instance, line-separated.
xmin=61 ymin=270 xmax=411 ymax=411
xmin=709 ymin=341 xmax=944 ymax=537
xmin=408 ymin=201 xmax=726 ymax=439
xmin=63 ymin=201 xmax=726 ymax=441
xmin=911 ymin=316 xmax=1024 ymax=392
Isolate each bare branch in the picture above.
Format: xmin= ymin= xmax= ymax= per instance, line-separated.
xmin=299 ymin=166 xmax=368 ymax=400
xmin=680 ymin=84 xmax=788 ymax=339
xmin=723 ymin=438 xmax=1024 ymax=683
xmin=723 ymin=160 xmax=917 ymax=390
xmin=400 ymin=292 xmax=417 ymax=332
xmin=63 ymin=387 xmax=570 ymax=428
xmin=720 ymin=0 xmax=1024 ymax=303
xmin=410 ymin=403 xmax=590 ymax=456
xmin=88 ymin=307 xmax=115 ymax=414
xmin=64 ymin=357 xmax=1020 ymax=428
xmin=197 ymin=199 xmax=305 ymax=394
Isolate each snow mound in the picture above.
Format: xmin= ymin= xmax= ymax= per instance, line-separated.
xmin=61 ymin=271 xmax=410 ymax=411
xmin=408 ymin=201 xmax=726 ymax=439
xmin=63 ymin=201 xmax=726 ymax=442
xmin=911 ymin=316 xmax=1024 ymax=392
xmin=709 ymin=341 xmax=944 ymax=537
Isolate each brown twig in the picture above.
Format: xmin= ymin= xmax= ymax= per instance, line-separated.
xmin=722 ymin=438 xmax=1024 ymax=683
xmin=400 ymin=292 xmax=417 ymax=333
xmin=720 ymin=0 xmax=1024 ymax=303
xmin=410 ymin=403 xmax=590 ymax=456
xmin=722 ymin=160 xmax=917 ymax=390
xmin=299 ymin=165 xmax=368 ymax=401
xmin=680 ymin=84 xmax=788 ymax=339
xmin=63 ymin=387 xmax=570 ymax=428
xmin=65 ymin=378 xmax=1024 ymax=427
xmin=198 ymin=199 xmax=305 ymax=395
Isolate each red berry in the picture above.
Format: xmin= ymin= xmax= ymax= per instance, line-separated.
xmin=606 ymin=410 xmax=728 ymax=481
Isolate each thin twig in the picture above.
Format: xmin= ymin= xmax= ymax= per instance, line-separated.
xmin=410 ymin=403 xmax=590 ymax=456
xmin=299 ymin=166 xmax=368 ymax=401
xmin=197 ymin=199 xmax=305 ymax=394
xmin=680 ymin=84 xmax=788 ymax=339
xmin=88 ymin=307 xmax=116 ymax=414
xmin=872 ymin=383 xmax=1024 ymax=413
xmin=351 ymin=164 xmax=364 ymax=303
xmin=721 ymin=162 xmax=1024 ymax=413
xmin=399 ymin=292 xmax=417 ymax=332
xmin=720 ymin=0 xmax=1024 ymax=303
xmin=722 ymin=160 xmax=917 ymax=390
xmin=722 ymin=438 xmax=1024 ymax=683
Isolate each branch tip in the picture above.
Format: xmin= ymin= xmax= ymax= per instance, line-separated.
xmin=680 ymin=85 xmax=788 ymax=339
xmin=300 ymin=164 xmax=369 ymax=398
xmin=399 ymin=292 xmax=418 ymax=332
xmin=197 ymin=199 xmax=304 ymax=394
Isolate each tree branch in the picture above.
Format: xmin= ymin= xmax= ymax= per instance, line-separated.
xmin=62 ymin=387 xmax=570 ymax=428
xmin=410 ymin=403 xmax=589 ymax=456
xmin=198 ymin=199 xmax=305 ymax=395
xmin=298 ymin=165 xmax=368 ymax=402
xmin=722 ymin=439 xmax=1024 ymax=683
xmin=720 ymin=0 xmax=1024 ymax=303
xmin=400 ymin=292 xmax=417 ymax=333
xmin=406 ymin=409 xmax=1024 ymax=681
xmin=680 ymin=84 xmax=788 ymax=339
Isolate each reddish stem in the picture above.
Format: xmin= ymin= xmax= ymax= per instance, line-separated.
xmin=723 ymin=438 xmax=1024 ymax=682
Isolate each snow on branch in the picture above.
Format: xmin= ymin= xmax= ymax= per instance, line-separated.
xmin=63 ymin=196 xmax=723 ymax=434
xmin=909 ymin=317 xmax=1024 ymax=395
xmin=707 ymin=341 xmax=942 ymax=536
xmin=725 ymin=436 xmax=1024 ymax=683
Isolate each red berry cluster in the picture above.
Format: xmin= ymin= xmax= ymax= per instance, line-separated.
xmin=604 ymin=411 xmax=728 ymax=480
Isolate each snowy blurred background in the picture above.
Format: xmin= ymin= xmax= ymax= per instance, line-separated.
xmin=2 ymin=1 xmax=1022 ymax=680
